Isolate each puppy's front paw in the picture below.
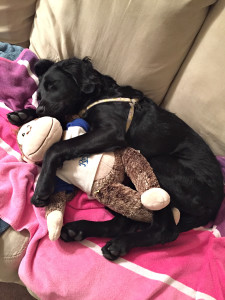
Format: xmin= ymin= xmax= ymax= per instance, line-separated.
xmin=31 ymin=194 xmax=50 ymax=207
xmin=32 ymin=175 xmax=55 ymax=207
xmin=7 ymin=109 xmax=36 ymax=126
xmin=101 ymin=239 xmax=128 ymax=261
xmin=31 ymin=183 xmax=54 ymax=206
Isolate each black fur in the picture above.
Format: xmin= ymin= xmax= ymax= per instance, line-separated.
xmin=7 ymin=57 xmax=224 ymax=260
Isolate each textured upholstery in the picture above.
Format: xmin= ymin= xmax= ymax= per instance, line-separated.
xmin=163 ymin=0 xmax=225 ymax=155
xmin=29 ymin=0 xmax=215 ymax=104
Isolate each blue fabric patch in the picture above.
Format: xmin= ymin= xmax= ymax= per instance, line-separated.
xmin=0 ymin=42 xmax=23 ymax=60
xmin=54 ymin=176 xmax=75 ymax=194
xmin=0 ymin=219 xmax=10 ymax=235
xmin=67 ymin=118 xmax=90 ymax=132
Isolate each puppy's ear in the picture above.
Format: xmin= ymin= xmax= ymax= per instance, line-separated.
xmin=34 ymin=59 xmax=54 ymax=77
xmin=82 ymin=56 xmax=92 ymax=66
xmin=80 ymin=57 xmax=96 ymax=94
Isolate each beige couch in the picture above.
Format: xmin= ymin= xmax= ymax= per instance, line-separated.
xmin=0 ymin=0 xmax=224 ymax=298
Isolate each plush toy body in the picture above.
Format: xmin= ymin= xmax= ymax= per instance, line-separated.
xmin=18 ymin=117 xmax=179 ymax=241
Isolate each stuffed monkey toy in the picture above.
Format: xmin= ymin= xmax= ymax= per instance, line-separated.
xmin=17 ymin=117 xmax=180 ymax=241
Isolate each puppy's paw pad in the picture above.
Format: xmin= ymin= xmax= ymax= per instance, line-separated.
xmin=7 ymin=112 xmax=23 ymax=126
xmin=18 ymin=111 xmax=30 ymax=120
xmin=31 ymin=195 xmax=50 ymax=207
xmin=7 ymin=110 xmax=34 ymax=126
xmin=102 ymin=240 xmax=128 ymax=261
xmin=67 ymin=229 xmax=84 ymax=241
xmin=60 ymin=224 xmax=85 ymax=242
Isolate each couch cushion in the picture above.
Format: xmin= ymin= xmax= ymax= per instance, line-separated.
xmin=30 ymin=0 xmax=215 ymax=104
xmin=0 ymin=0 xmax=36 ymax=48
xmin=163 ymin=0 xmax=225 ymax=155
xmin=0 ymin=228 xmax=29 ymax=284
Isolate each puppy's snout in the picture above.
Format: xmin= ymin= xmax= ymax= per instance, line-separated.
xmin=36 ymin=105 xmax=45 ymax=116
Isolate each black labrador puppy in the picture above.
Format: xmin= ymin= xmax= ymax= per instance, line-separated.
xmin=8 ymin=57 xmax=224 ymax=260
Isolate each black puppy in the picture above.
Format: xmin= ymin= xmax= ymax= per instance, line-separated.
xmin=8 ymin=57 xmax=224 ymax=260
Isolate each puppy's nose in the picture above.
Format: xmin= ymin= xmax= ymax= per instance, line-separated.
xmin=36 ymin=105 xmax=45 ymax=116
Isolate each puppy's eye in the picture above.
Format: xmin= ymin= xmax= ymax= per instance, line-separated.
xmin=44 ymin=81 xmax=55 ymax=91
xmin=37 ymin=92 xmax=41 ymax=100
xmin=22 ymin=133 xmax=25 ymax=137
xmin=44 ymin=82 xmax=49 ymax=90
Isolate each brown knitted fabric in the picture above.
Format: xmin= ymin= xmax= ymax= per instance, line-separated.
xmin=91 ymin=148 xmax=155 ymax=223
xmin=45 ymin=191 xmax=75 ymax=217
xmin=121 ymin=147 xmax=160 ymax=193
xmin=91 ymin=150 xmax=125 ymax=195
xmin=94 ymin=183 xmax=153 ymax=223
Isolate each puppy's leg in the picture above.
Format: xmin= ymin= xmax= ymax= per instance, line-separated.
xmin=32 ymin=129 xmax=127 ymax=206
xmin=102 ymin=206 xmax=179 ymax=260
xmin=60 ymin=214 xmax=136 ymax=242
xmin=7 ymin=109 xmax=37 ymax=126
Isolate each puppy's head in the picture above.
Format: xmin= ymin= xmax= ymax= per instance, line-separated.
xmin=35 ymin=57 xmax=101 ymax=123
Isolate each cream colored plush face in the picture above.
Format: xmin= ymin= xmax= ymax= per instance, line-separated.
xmin=17 ymin=117 xmax=63 ymax=163
xmin=17 ymin=120 xmax=36 ymax=146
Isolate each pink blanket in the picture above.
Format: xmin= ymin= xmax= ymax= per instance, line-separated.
xmin=1 ymin=49 xmax=225 ymax=300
